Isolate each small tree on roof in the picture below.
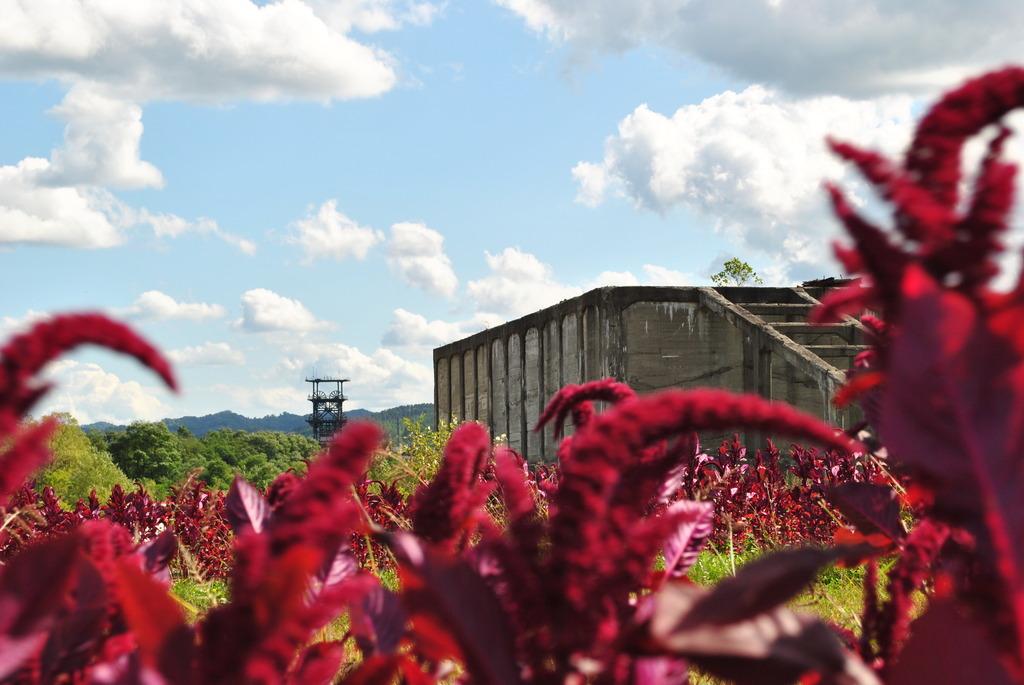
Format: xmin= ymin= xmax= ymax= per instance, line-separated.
xmin=711 ymin=257 xmax=764 ymax=286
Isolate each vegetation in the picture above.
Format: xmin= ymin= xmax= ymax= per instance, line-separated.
xmin=34 ymin=413 xmax=129 ymax=503
xmin=710 ymin=257 xmax=764 ymax=286
xmin=4 ymin=66 xmax=1024 ymax=684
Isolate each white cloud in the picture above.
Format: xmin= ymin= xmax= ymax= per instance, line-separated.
xmin=0 ymin=0 xmax=437 ymax=253
xmin=641 ymin=264 xmax=693 ymax=285
xmin=274 ymin=340 xmax=434 ymax=410
xmin=586 ymin=265 xmax=693 ymax=288
xmin=40 ymin=84 xmax=163 ymax=189
xmin=168 ymin=342 xmax=245 ymax=366
xmin=498 ymin=0 xmax=1024 ymax=99
xmin=287 ymin=200 xmax=384 ymax=263
xmin=307 ymin=0 xmax=445 ymax=33
xmin=137 ymin=209 xmax=257 ymax=255
xmin=0 ymin=158 xmax=127 ymax=248
xmin=0 ymin=310 xmax=52 ymax=338
xmin=0 ymin=155 xmax=254 ymax=252
xmin=575 ymin=86 xmax=916 ymax=281
xmin=122 ymin=291 xmax=227 ymax=321
xmin=382 ymin=308 xmax=499 ymax=359
xmin=466 ymin=247 xmax=582 ymax=318
xmin=237 ymin=288 xmax=334 ymax=333
xmin=588 ymin=270 xmax=640 ymax=287
xmin=386 ymin=222 xmax=458 ymax=297
xmin=0 ymin=0 xmax=403 ymax=104
xmin=37 ymin=359 xmax=172 ymax=424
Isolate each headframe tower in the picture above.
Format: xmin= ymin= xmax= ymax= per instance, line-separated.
xmin=306 ymin=376 xmax=348 ymax=446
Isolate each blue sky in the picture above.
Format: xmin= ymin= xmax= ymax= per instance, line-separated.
xmin=3 ymin=0 xmax=1024 ymax=423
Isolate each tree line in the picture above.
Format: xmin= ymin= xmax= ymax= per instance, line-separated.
xmin=34 ymin=413 xmax=323 ymax=503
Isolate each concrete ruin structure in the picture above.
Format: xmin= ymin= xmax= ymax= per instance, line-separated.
xmin=433 ymin=284 xmax=866 ymax=461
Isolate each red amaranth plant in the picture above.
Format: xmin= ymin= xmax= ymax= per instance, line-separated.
xmin=6 ymin=67 xmax=1024 ymax=684
xmin=813 ymin=66 xmax=1024 ymax=680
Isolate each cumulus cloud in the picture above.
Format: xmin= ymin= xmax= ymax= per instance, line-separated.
xmin=589 ymin=270 xmax=640 ymax=287
xmin=0 ymin=159 xmax=126 ymax=248
xmin=0 ymin=310 xmax=51 ymax=338
xmin=40 ymin=85 xmax=163 ymax=189
xmin=168 ymin=342 xmax=245 ymax=366
xmin=641 ymin=264 xmax=694 ymax=285
xmin=122 ymin=291 xmax=227 ymax=321
xmin=307 ymin=0 xmax=445 ymax=33
xmin=0 ymin=0 xmax=442 ymax=253
xmin=237 ymin=288 xmax=334 ymax=333
xmin=466 ymin=247 xmax=582 ymax=318
xmin=574 ymin=86 xmax=916 ymax=281
xmin=498 ymin=0 xmax=1024 ymax=99
xmin=0 ymin=0 xmax=404 ymax=103
xmin=382 ymin=308 xmax=500 ymax=359
xmin=586 ymin=265 xmax=695 ymax=288
xmin=273 ymin=340 xmax=434 ymax=410
xmin=0 ymin=151 xmax=254 ymax=252
xmin=37 ymin=359 xmax=172 ymax=424
xmin=386 ymin=222 xmax=458 ymax=298
xmin=287 ymin=200 xmax=384 ymax=263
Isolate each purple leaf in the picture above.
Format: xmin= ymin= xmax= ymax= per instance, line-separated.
xmin=661 ymin=499 xmax=715 ymax=583
xmin=387 ymin=533 xmax=522 ymax=685
xmin=138 ymin=529 xmax=178 ymax=583
xmin=225 ymin=474 xmax=272 ymax=535
xmin=39 ymin=557 xmax=108 ymax=681
xmin=647 ymin=582 xmax=880 ymax=685
xmin=676 ymin=547 xmax=842 ymax=628
xmin=879 ymin=266 xmax=1024 ymax=642
xmin=633 ymin=656 xmax=691 ymax=685
xmin=828 ymin=482 xmax=905 ymax=543
xmin=317 ymin=541 xmax=359 ymax=589
xmin=888 ymin=600 xmax=1016 ymax=685
xmin=0 ymin=535 xmax=81 ymax=681
xmin=349 ymin=584 xmax=406 ymax=656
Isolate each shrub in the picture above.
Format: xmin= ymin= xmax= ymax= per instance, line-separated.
xmin=4 ymin=66 xmax=1024 ymax=683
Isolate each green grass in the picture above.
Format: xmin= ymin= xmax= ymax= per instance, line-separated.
xmin=689 ymin=547 xmax=870 ymax=631
xmin=170 ymin=578 xmax=229 ymax=622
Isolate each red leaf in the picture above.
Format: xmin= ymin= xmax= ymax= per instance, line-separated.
xmin=114 ymin=558 xmax=192 ymax=674
xmin=888 ymin=600 xmax=1016 ymax=685
xmin=828 ymin=482 xmax=905 ymax=543
xmin=226 ymin=474 xmax=272 ymax=535
xmin=661 ymin=499 xmax=715 ymax=583
xmin=387 ymin=533 xmax=522 ymax=685
xmin=0 ymin=535 xmax=80 ymax=681
xmin=675 ymin=547 xmax=845 ymax=628
xmin=879 ymin=265 xmax=1024 ymax=651
xmin=646 ymin=581 xmax=879 ymax=685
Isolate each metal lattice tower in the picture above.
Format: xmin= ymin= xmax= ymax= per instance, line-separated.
xmin=306 ymin=376 xmax=348 ymax=446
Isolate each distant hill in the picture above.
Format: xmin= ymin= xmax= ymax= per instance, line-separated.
xmin=84 ymin=403 xmax=433 ymax=439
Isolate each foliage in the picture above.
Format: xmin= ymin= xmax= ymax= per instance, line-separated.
xmin=671 ymin=434 xmax=890 ymax=550
xmin=34 ymin=413 xmax=130 ymax=504
xmin=4 ymin=67 xmax=1024 ymax=684
xmin=86 ymin=423 xmax=320 ymax=492
xmin=367 ymin=416 xmax=459 ymax=496
xmin=710 ymin=258 xmax=763 ymax=286
xmin=1 ymin=477 xmax=234 ymax=582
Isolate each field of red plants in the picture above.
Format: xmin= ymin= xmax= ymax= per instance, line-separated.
xmin=5 ymin=66 xmax=1024 ymax=683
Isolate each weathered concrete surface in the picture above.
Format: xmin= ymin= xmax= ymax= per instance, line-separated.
xmin=434 ymin=286 xmax=864 ymax=461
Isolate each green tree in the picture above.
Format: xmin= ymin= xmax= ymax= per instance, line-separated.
xmin=368 ymin=417 xmax=459 ymax=496
xmin=108 ymin=421 xmax=185 ymax=484
xmin=711 ymin=258 xmax=764 ymax=286
xmin=35 ymin=413 xmax=129 ymax=503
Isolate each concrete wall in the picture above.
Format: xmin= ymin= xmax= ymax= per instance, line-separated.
xmin=434 ymin=286 xmax=861 ymax=461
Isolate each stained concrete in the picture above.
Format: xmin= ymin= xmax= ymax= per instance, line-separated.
xmin=434 ymin=285 xmax=864 ymax=461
